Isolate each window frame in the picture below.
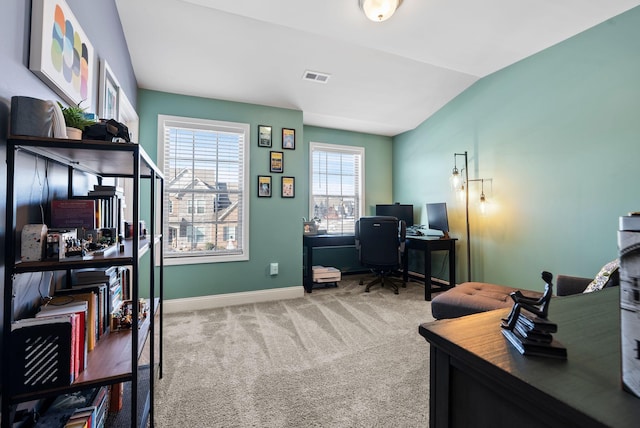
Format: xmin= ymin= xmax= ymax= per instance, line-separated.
xmin=158 ymin=114 xmax=250 ymax=265
xmin=309 ymin=142 xmax=365 ymax=235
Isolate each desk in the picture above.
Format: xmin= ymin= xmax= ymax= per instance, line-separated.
xmin=303 ymin=234 xmax=457 ymax=300
xmin=419 ymin=288 xmax=640 ymax=428
xmin=303 ymin=234 xmax=355 ymax=292
xmin=404 ymin=236 xmax=457 ymax=301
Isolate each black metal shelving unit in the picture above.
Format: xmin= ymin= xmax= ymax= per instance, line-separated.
xmin=2 ymin=136 xmax=164 ymax=427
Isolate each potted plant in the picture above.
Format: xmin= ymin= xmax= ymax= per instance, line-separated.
xmin=58 ymin=102 xmax=94 ymax=139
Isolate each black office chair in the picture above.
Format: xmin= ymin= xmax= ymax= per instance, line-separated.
xmin=355 ymin=216 xmax=406 ymax=294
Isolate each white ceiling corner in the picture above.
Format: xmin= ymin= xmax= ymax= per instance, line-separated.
xmin=115 ymin=0 xmax=640 ymax=136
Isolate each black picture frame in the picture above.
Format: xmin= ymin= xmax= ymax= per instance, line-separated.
xmin=270 ymin=151 xmax=283 ymax=173
xmin=258 ymin=124 xmax=272 ymax=147
xmin=281 ymin=176 xmax=295 ymax=198
xmin=282 ymin=128 xmax=295 ymax=150
xmin=258 ymin=175 xmax=272 ymax=197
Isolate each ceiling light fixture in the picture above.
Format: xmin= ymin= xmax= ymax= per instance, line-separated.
xmin=359 ymin=0 xmax=403 ymax=22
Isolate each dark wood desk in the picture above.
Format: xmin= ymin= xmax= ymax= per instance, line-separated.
xmin=302 ymin=234 xmax=355 ymax=292
xmin=419 ymin=288 xmax=640 ymax=428
xmin=405 ymin=236 xmax=457 ymax=301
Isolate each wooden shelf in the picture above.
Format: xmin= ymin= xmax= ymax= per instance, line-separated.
xmin=8 ymin=135 xmax=162 ymax=178
xmin=7 ymin=299 xmax=159 ymax=404
xmin=12 ymin=238 xmax=155 ymax=273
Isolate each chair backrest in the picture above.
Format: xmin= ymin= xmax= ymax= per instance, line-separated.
xmin=355 ymin=216 xmax=406 ymax=268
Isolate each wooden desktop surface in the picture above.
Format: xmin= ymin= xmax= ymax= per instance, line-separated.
xmin=419 ymin=287 xmax=640 ymax=428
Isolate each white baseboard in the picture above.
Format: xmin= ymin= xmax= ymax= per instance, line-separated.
xmin=163 ymin=286 xmax=305 ymax=314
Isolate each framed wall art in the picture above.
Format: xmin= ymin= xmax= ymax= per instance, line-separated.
xmin=281 ymin=176 xmax=295 ymax=198
xmin=258 ymin=175 xmax=272 ymax=197
xmin=282 ymin=128 xmax=295 ymax=150
xmin=258 ymin=125 xmax=272 ymax=147
xmin=29 ymin=0 xmax=95 ymax=106
xmin=98 ymin=60 xmax=120 ymax=120
xmin=270 ymin=151 xmax=283 ymax=173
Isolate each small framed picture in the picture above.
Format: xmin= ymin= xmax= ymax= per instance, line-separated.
xmin=258 ymin=175 xmax=272 ymax=197
xmin=281 ymin=176 xmax=295 ymax=198
xmin=282 ymin=128 xmax=295 ymax=150
xmin=270 ymin=151 xmax=284 ymax=173
xmin=258 ymin=125 xmax=272 ymax=147
xmin=303 ymin=221 xmax=318 ymax=235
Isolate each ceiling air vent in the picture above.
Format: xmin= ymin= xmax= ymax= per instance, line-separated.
xmin=303 ymin=70 xmax=331 ymax=84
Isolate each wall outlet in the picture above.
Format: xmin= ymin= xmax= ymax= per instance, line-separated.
xmin=270 ymin=262 xmax=278 ymax=275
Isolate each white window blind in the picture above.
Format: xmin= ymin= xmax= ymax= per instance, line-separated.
xmin=309 ymin=142 xmax=364 ymax=234
xmin=159 ymin=115 xmax=249 ymax=264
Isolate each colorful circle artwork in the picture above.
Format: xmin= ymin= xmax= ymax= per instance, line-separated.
xmin=50 ymin=5 xmax=89 ymax=101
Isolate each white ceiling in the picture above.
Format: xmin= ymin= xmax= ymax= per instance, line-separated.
xmin=115 ymin=0 xmax=640 ymax=136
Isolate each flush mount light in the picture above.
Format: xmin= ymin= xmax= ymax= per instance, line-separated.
xmin=359 ymin=0 xmax=403 ymax=22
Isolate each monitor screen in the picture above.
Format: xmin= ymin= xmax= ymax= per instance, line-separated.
xmin=375 ymin=204 xmax=414 ymax=227
xmin=426 ymin=202 xmax=449 ymax=235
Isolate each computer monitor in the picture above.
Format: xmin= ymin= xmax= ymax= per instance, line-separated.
xmin=426 ymin=202 xmax=449 ymax=238
xmin=375 ymin=204 xmax=414 ymax=227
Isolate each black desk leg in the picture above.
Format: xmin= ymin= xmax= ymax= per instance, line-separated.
xmin=449 ymin=244 xmax=456 ymax=290
xmin=425 ymin=248 xmax=433 ymax=301
xmin=305 ymin=245 xmax=313 ymax=293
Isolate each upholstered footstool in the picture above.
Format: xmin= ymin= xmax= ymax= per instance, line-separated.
xmin=431 ymin=282 xmax=543 ymax=319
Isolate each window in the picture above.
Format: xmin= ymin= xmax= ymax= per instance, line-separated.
xmin=309 ymin=142 xmax=364 ymax=234
xmin=187 ymin=199 xmax=205 ymax=214
xmin=159 ymin=115 xmax=249 ymax=264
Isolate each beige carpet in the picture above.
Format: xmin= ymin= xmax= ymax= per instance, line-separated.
xmin=154 ymin=276 xmax=435 ymax=427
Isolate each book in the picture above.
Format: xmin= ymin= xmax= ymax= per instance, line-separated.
xmin=63 ymin=283 xmax=109 ymax=338
xmin=502 ymin=329 xmax=567 ymax=359
xmin=38 ymin=386 xmax=108 ymax=428
xmin=314 ymin=276 xmax=341 ymax=283
xmin=51 ymin=199 xmax=96 ymax=229
xmin=65 ymin=406 xmax=95 ymax=428
xmin=514 ymin=318 xmax=553 ymax=344
xmin=37 ymin=301 xmax=88 ymax=373
xmin=515 ymin=309 xmax=558 ymax=333
xmin=10 ymin=316 xmax=74 ymax=393
xmin=51 ymin=292 xmax=99 ymax=351
xmin=12 ymin=312 xmax=81 ymax=384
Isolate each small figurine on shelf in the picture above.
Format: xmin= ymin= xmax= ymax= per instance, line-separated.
xmin=501 ymin=271 xmax=554 ymax=330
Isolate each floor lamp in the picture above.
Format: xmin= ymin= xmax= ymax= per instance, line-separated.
xmin=452 ymin=152 xmax=471 ymax=282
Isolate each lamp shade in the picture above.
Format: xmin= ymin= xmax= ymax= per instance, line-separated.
xmin=360 ymin=0 xmax=402 ymax=22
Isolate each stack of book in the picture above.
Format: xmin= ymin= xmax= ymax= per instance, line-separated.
xmin=10 ymin=311 xmax=84 ymax=393
xmin=33 ymin=386 xmax=109 ymax=428
xmin=312 ymin=266 xmax=341 ymax=284
xmin=501 ymin=309 xmax=567 ymax=359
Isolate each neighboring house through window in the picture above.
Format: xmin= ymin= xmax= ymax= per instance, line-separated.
xmin=309 ymin=142 xmax=364 ymax=234
xmin=158 ymin=115 xmax=249 ymax=264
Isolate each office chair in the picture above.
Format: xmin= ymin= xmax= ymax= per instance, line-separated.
xmin=355 ymin=216 xmax=406 ymax=294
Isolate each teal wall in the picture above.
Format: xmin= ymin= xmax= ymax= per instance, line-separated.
xmin=303 ymin=126 xmax=393 ymax=272
xmin=303 ymin=126 xmax=394 ymax=214
xmin=393 ymin=7 xmax=640 ymax=291
xmin=138 ymin=90 xmax=305 ymax=299
xmin=137 ymin=92 xmax=393 ymax=299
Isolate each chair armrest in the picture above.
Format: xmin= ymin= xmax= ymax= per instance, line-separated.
xmin=556 ymin=275 xmax=592 ymax=296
